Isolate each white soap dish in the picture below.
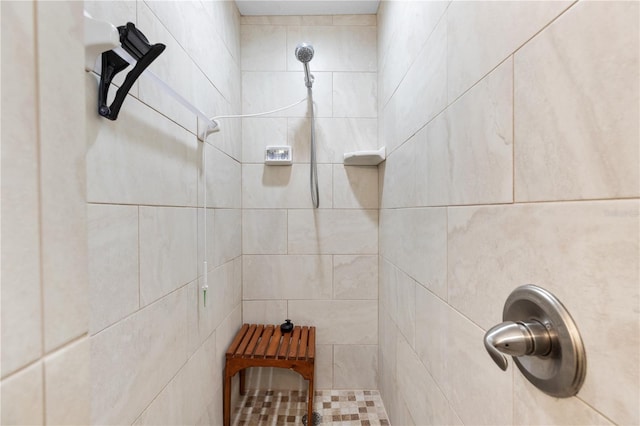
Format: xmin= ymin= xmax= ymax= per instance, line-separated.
xmin=343 ymin=146 xmax=386 ymax=166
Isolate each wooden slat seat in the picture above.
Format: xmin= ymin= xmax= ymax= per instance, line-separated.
xmin=223 ymin=323 xmax=316 ymax=426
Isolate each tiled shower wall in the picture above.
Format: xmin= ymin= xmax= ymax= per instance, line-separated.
xmin=240 ymin=14 xmax=380 ymax=390
xmin=378 ymin=1 xmax=639 ymax=425
xmin=1 ymin=3 xmax=89 ymax=424
xmin=85 ymin=1 xmax=242 ymax=424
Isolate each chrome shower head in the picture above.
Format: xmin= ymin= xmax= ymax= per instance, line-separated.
xmin=295 ymin=42 xmax=314 ymax=63
xmin=295 ymin=42 xmax=314 ymax=88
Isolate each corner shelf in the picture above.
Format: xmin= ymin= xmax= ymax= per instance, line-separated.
xmin=343 ymin=146 xmax=386 ymax=166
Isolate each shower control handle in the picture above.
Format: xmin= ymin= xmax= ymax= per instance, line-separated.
xmin=484 ymin=320 xmax=551 ymax=371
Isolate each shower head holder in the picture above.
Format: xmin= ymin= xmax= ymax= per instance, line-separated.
xmin=98 ymin=22 xmax=165 ymax=120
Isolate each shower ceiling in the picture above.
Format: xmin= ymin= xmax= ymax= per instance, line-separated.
xmin=235 ymin=0 xmax=380 ymax=15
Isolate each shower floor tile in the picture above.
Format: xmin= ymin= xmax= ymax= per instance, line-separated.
xmin=232 ymin=389 xmax=390 ymax=425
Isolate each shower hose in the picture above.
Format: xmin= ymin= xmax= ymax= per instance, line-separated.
xmin=308 ymin=87 xmax=319 ymax=208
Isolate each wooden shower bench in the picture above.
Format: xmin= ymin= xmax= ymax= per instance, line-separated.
xmin=223 ymin=323 xmax=316 ymax=426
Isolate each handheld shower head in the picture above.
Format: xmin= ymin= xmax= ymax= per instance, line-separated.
xmin=295 ymin=42 xmax=314 ymax=63
xmin=295 ymin=42 xmax=314 ymax=88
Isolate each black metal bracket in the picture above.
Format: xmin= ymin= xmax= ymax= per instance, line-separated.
xmin=98 ymin=22 xmax=165 ymax=120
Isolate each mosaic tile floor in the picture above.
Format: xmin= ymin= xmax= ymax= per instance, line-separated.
xmin=232 ymin=389 xmax=390 ymax=425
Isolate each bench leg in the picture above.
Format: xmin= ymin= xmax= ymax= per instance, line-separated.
xmin=307 ymin=375 xmax=314 ymax=425
xmin=239 ymin=369 xmax=246 ymax=395
xmin=223 ymin=372 xmax=231 ymax=426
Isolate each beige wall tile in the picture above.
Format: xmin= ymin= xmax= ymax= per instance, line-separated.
xmin=414 ymin=285 xmax=448 ymax=390
xmin=0 ymin=0 xmax=42 ymax=376
xmin=0 ymin=363 xmax=43 ymax=425
xmin=396 ymin=337 xmax=455 ymax=425
xmin=241 ymin=16 xmax=302 ymax=26
xmin=242 ymin=300 xmax=288 ymax=324
xmin=333 ymin=255 xmax=378 ymax=300
xmin=44 ymin=339 xmax=90 ymax=425
xmin=88 ymin=204 xmax=139 ymax=334
xmin=91 ymin=288 xmax=188 ymax=425
xmin=443 ymin=307 xmax=513 ymax=425
xmin=333 ymin=72 xmax=377 ymax=118
xmin=448 ymin=200 xmax=639 ymax=425
xmin=379 ymin=208 xmax=447 ymax=298
xmin=37 ymin=1 xmax=88 ymax=352
xmin=137 ymin=2 xmax=198 ymax=132
xmin=212 ymin=209 xmax=242 ymax=267
xmin=513 ymin=374 xmax=613 ymax=426
xmin=241 ymin=25 xmax=287 ymax=71
xmin=288 ymin=117 xmax=378 ymax=164
xmin=199 ymin=260 xmax=243 ymax=341
xmin=201 ymin=144 xmax=242 ymax=209
xmin=242 ymin=118 xmax=287 ymax=163
xmin=288 ymin=300 xmax=377 ymax=344
xmin=139 ymin=207 xmax=197 ymax=306
xmin=382 ymin=18 xmax=446 ymax=153
xmin=242 ymin=71 xmax=333 ymax=117
xmin=302 ymin=15 xmax=333 ymax=26
xmin=417 ymin=58 xmax=513 ymax=206
xmin=447 ymin=0 xmax=571 ymax=101
xmin=243 ymin=255 xmax=333 ymax=299
xmin=288 ymin=209 xmax=378 ymax=254
xmin=86 ymin=85 xmax=199 ymax=206
xmin=286 ymin=26 xmax=376 ymax=72
xmin=333 ymin=15 xmax=376 ymax=26
xmin=379 ymin=132 xmax=418 ymax=208
xmin=514 ymin=1 xmax=639 ymax=201
xmin=333 ymin=165 xmax=379 ymax=209
xmin=243 ymin=209 xmax=288 ymax=254
xmin=334 ymin=345 xmax=378 ymax=389
xmin=379 ymin=259 xmax=416 ymax=348
xmin=242 ymin=164 xmax=333 ymax=208
xmin=315 ymin=344 xmax=333 ymax=389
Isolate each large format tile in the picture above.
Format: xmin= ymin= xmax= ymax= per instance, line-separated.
xmin=241 ymin=25 xmax=287 ymax=71
xmin=139 ymin=207 xmax=197 ymax=306
xmin=243 ymin=255 xmax=333 ymax=300
xmin=86 ymin=79 xmax=199 ymax=206
xmin=333 ymin=255 xmax=378 ymax=300
xmin=414 ymin=285 xmax=448 ymax=390
xmin=288 ymin=209 xmax=378 ymax=254
xmin=0 ymin=363 xmax=43 ymax=425
xmin=513 ymin=373 xmax=612 ymax=426
xmin=379 ymin=131 xmax=418 ymax=208
xmin=200 ymin=143 xmax=242 ymax=209
xmin=243 ymin=209 xmax=288 ymax=254
xmin=198 ymin=259 xmax=242 ymax=343
xmin=0 ymin=1 xmax=42 ymax=377
xmin=416 ymin=58 xmax=513 ymax=206
xmin=332 ymin=165 xmax=378 ymax=209
xmin=333 ymin=345 xmax=378 ymax=389
xmin=396 ymin=337 xmax=456 ymax=425
xmin=242 ymin=71 xmax=332 ymax=117
xmin=242 ymin=300 xmax=288 ymax=325
xmin=379 ymin=208 xmax=447 ymax=297
xmin=444 ymin=307 xmax=513 ymax=425
xmin=288 ymin=117 xmax=378 ymax=164
xmin=379 ymin=1 xmax=449 ymax=106
xmin=212 ymin=209 xmax=242 ymax=268
xmin=447 ymin=0 xmax=571 ymax=101
xmin=514 ymin=1 xmax=639 ymax=201
xmin=288 ymin=300 xmax=377 ymax=344
xmin=44 ymin=339 xmax=90 ymax=425
xmin=134 ymin=332 xmax=218 ymax=426
xmin=242 ymin=117 xmax=287 ymax=163
xmin=242 ymin=164 xmax=332 ymax=208
xmin=448 ymin=200 xmax=639 ymax=425
xmin=333 ymin=72 xmax=377 ymax=118
xmin=91 ymin=288 xmax=188 ymax=425
xmin=382 ymin=18 xmax=446 ymax=153
xmin=37 ymin=1 xmax=88 ymax=353
xmin=88 ymin=204 xmax=139 ymax=334
xmin=286 ymin=25 xmax=376 ymax=72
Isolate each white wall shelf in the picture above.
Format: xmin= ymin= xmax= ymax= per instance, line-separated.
xmin=343 ymin=147 xmax=386 ymax=166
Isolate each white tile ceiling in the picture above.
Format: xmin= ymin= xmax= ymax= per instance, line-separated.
xmin=235 ymin=0 xmax=380 ymax=16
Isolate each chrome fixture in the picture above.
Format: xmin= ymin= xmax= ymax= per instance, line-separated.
xmin=484 ymin=284 xmax=586 ymax=397
xmin=295 ymin=42 xmax=315 ymax=88
xmin=294 ymin=42 xmax=319 ymax=208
